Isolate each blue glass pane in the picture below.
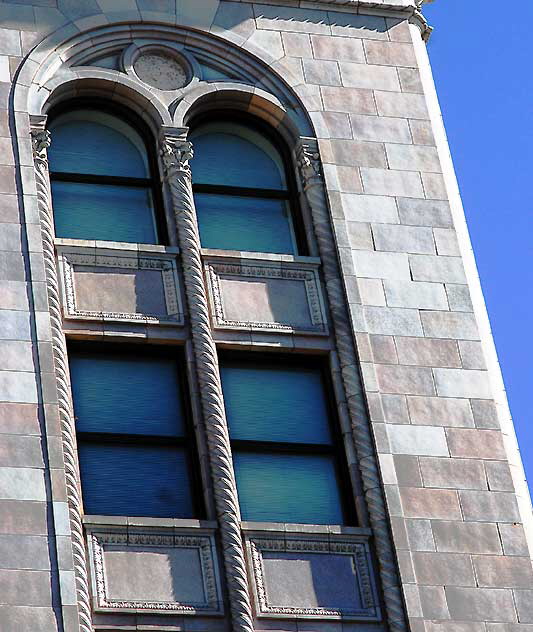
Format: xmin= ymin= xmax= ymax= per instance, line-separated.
xmin=52 ymin=181 xmax=157 ymax=244
xmin=191 ymin=130 xmax=285 ymax=190
xmin=70 ymin=353 xmax=185 ymax=437
xmin=79 ymin=443 xmax=193 ymax=518
xmin=221 ymin=365 xmax=332 ymax=445
xmin=195 ymin=193 xmax=295 ymax=254
xmin=49 ymin=118 xmax=149 ymax=177
xmin=234 ymin=452 xmax=344 ymax=524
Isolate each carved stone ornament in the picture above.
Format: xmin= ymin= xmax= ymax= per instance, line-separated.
xmin=88 ymin=530 xmax=223 ymax=615
xmin=133 ymin=51 xmax=188 ymax=90
xmin=246 ymin=534 xmax=380 ymax=620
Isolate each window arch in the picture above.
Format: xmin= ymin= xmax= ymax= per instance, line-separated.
xmin=47 ymin=103 xmax=165 ymax=244
xmin=189 ymin=115 xmax=306 ymax=255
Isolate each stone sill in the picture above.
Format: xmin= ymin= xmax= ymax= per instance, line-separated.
xmin=55 ymin=237 xmax=180 ymax=255
xmin=241 ymin=521 xmax=373 ymax=536
xmin=83 ymin=515 xmax=217 ymax=530
xmin=201 ymin=247 xmax=321 ymax=267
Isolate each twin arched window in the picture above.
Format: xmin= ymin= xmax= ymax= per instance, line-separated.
xmin=48 ymin=106 xmax=303 ymax=255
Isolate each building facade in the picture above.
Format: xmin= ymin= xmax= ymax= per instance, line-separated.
xmin=0 ymin=1 xmax=532 ymax=631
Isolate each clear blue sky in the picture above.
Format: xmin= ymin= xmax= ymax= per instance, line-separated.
xmin=423 ymin=2 xmax=533 ymax=491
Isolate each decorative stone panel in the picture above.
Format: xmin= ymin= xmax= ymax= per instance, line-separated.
xmin=56 ymin=242 xmax=184 ymax=324
xmin=86 ymin=526 xmax=223 ymax=616
xmin=244 ymin=530 xmax=380 ymax=621
xmin=204 ymin=255 xmax=328 ymax=335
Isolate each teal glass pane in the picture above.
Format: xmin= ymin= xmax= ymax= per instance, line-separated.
xmin=234 ymin=452 xmax=344 ymax=524
xmin=221 ymin=365 xmax=332 ymax=445
xmin=194 ymin=193 xmax=295 ymax=254
xmin=48 ymin=116 xmax=149 ymax=177
xmin=52 ymin=181 xmax=157 ymax=244
xmin=191 ymin=129 xmax=285 ymax=190
xmin=70 ymin=352 xmax=185 ymax=437
xmin=79 ymin=443 xmax=194 ymax=518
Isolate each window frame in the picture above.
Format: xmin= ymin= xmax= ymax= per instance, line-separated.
xmin=189 ymin=111 xmax=309 ymax=256
xmin=47 ymin=98 xmax=168 ymax=245
xmin=219 ymin=351 xmax=357 ymax=526
xmin=68 ymin=341 xmax=205 ymax=519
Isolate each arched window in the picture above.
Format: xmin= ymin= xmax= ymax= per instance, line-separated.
xmin=190 ymin=118 xmax=304 ymax=255
xmin=48 ymin=106 xmax=163 ymax=244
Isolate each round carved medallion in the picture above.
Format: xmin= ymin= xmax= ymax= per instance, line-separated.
xmin=133 ymin=52 xmax=188 ymax=90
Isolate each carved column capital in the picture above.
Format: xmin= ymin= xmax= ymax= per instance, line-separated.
xmin=159 ymin=127 xmax=194 ymax=180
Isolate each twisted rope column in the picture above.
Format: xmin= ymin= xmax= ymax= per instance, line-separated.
xmin=296 ymin=139 xmax=407 ymax=632
xmin=159 ymin=127 xmax=254 ymax=632
xmin=30 ymin=117 xmax=93 ymax=632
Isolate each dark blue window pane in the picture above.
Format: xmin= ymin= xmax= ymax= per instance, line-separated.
xmin=79 ymin=443 xmax=193 ymax=518
xmin=194 ymin=193 xmax=295 ymax=254
xmin=48 ymin=116 xmax=149 ymax=178
xmin=70 ymin=353 xmax=185 ymax=437
xmin=52 ymin=181 xmax=157 ymax=244
xmin=191 ymin=128 xmax=285 ymax=190
xmin=221 ymin=365 xmax=332 ymax=445
xmin=234 ymin=452 xmax=344 ymax=524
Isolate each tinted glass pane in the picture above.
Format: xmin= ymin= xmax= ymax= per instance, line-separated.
xmin=195 ymin=193 xmax=295 ymax=254
xmin=79 ymin=443 xmax=193 ymax=518
xmin=49 ymin=113 xmax=149 ymax=177
xmin=221 ymin=365 xmax=332 ymax=445
xmin=191 ymin=126 xmax=286 ymax=190
xmin=52 ymin=181 xmax=157 ymax=244
xmin=234 ymin=452 xmax=344 ymax=524
xmin=70 ymin=353 xmax=185 ymax=437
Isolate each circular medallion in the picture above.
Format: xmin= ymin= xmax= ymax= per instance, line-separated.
xmin=133 ymin=52 xmax=187 ymax=91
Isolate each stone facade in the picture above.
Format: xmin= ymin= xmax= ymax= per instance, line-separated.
xmin=0 ymin=1 xmax=531 ymax=632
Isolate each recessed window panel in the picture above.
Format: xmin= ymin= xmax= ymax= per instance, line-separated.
xmin=195 ymin=193 xmax=295 ymax=254
xmin=233 ymin=452 xmax=344 ymax=525
xmin=52 ymin=181 xmax=157 ymax=244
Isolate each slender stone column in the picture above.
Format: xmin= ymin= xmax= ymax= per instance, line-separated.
xmin=30 ymin=116 xmax=93 ymax=632
xmin=159 ymin=127 xmax=254 ymax=632
xmin=296 ymin=139 xmax=407 ymax=632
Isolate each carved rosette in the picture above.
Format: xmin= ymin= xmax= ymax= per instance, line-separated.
xmin=30 ymin=118 xmax=93 ymax=632
xmin=159 ymin=128 xmax=254 ymax=632
xmin=296 ymin=139 xmax=407 ymax=632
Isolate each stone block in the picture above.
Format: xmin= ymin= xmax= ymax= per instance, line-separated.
xmin=0 ymin=435 xmax=44 ymax=468
xmin=311 ymin=34 xmax=364 ymax=62
xmin=434 ymin=227 xmax=460 ymax=256
xmin=426 ymin=624 xmax=486 ymax=632
xmin=0 ymin=500 xmax=48 ymax=535
xmin=253 ymin=5 xmax=330 ymax=34
xmin=395 ymin=336 xmax=461 ymax=367
xmin=358 ymin=278 xmax=386 ymax=306
xmin=419 ymin=585 xmax=450 ymax=619
xmin=419 ymin=456 xmax=486 ymax=490
xmin=0 ymin=606 xmax=58 ymax=632
xmin=361 ymin=167 xmax=424 ymax=198
xmin=472 ymin=555 xmax=533 ymax=589
xmin=0 ymin=403 xmax=40 ymax=436
xmin=410 ymin=254 xmax=466 ymax=284
xmin=363 ymin=40 xmax=416 ymax=67
xmin=398 ymin=67 xmax=423 ymax=93
xmin=445 ymin=586 xmax=517 ymax=622
xmin=485 ymin=461 xmax=514 ymax=491
xmin=405 ymin=518 xmax=435 ymax=551
xmin=0 ymin=309 xmax=32 ymax=342
xmin=374 ymin=91 xmax=429 ymax=119
xmin=446 ymin=428 xmax=505 ymax=460
xmin=386 ymin=144 xmax=441 ymax=173
xmin=212 ymin=1 xmax=255 ymax=38
xmin=423 ymin=172 xmax=448 ymax=200
xmin=433 ymin=520 xmax=502 ymax=554
xmin=341 ymin=193 xmax=399 ymax=223
xmin=446 ymin=284 xmax=474 ymax=312
xmin=434 ymin=368 xmax=492 ymax=399
xmin=384 ymin=280 xmax=449 ymax=310
xmin=369 ymin=334 xmax=397 ymax=363
xmin=350 ymin=114 xmax=411 ymax=144
xmin=326 ymin=139 xmax=387 ymax=168
xmin=382 ymin=393 xmax=410 ymax=423
xmin=303 ymin=58 xmax=341 ymax=86
xmin=362 ymin=305 xmax=423 ymax=337
xmin=317 ymin=112 xmax=352 ymax=139
xmin=413 ymin=551 xmax=475 ymax=586
xmin=376 ymin=364 xmax=435 ymax=396
xmin=471 ymin=399 xmax=500 ymax=429
xmin=458 ymin=340 xmax=486 ymax=370
xmin=282 ymin=32 xmax=312 ymax=58
xmin=394 ymin=454 xmax=422 ymax=486
xmin=498 ymin=523 xmax=529 ymax=556
xmin=0 ymin=252 xmax=26 ymax=282
xmin=347 ymin=222 xmax=373 ymax=250
xmin=400 ymin=487 xmax=461 ymax=520
xmin=0 ymin=466 xmax=46 ymax=501
xmin=352 ymin=250 xmax=411 ymax=280
xmin=0 ymin=29 xmax=21 ymax=56
xmin=321 ymin=86 xmax=376 ymax=114
xmin=459 ymin=490 xmax=520 ymax=522
xmin=339 ymin=62 xmax=400 ymax=91
xmin=372 ymin=224 xmax=435 ymax=254
xmin=409 ymin=119 xmax=435 ymax=146
xmin=336 ymin=166 xmax=363 ymax=193
xmin=514 ymin=589 xmax=533 ymax=622
xmin=0 ymin=341 xmax=34 ymax=372
xmin=0 ymin=371 xmax=38 ymax=404
xmin=386 ymin=17 xmax=412 ymax=42
xmin=329 ymin=12 xmax=388 ymax=39
xmin=407 ymin=395 xmax=474 ymax=427
xmin=0 ymin=569 xmax=53 ymax=606
xmin=0 ymin=534 xmax=50 ymax=570
xmin=387 ymin=425 xmax=447 ymax=456
xmin=421 ymin=311 xmax=480 ymax=340
xmin=397 ymin=197 xmax=453 ymax=227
